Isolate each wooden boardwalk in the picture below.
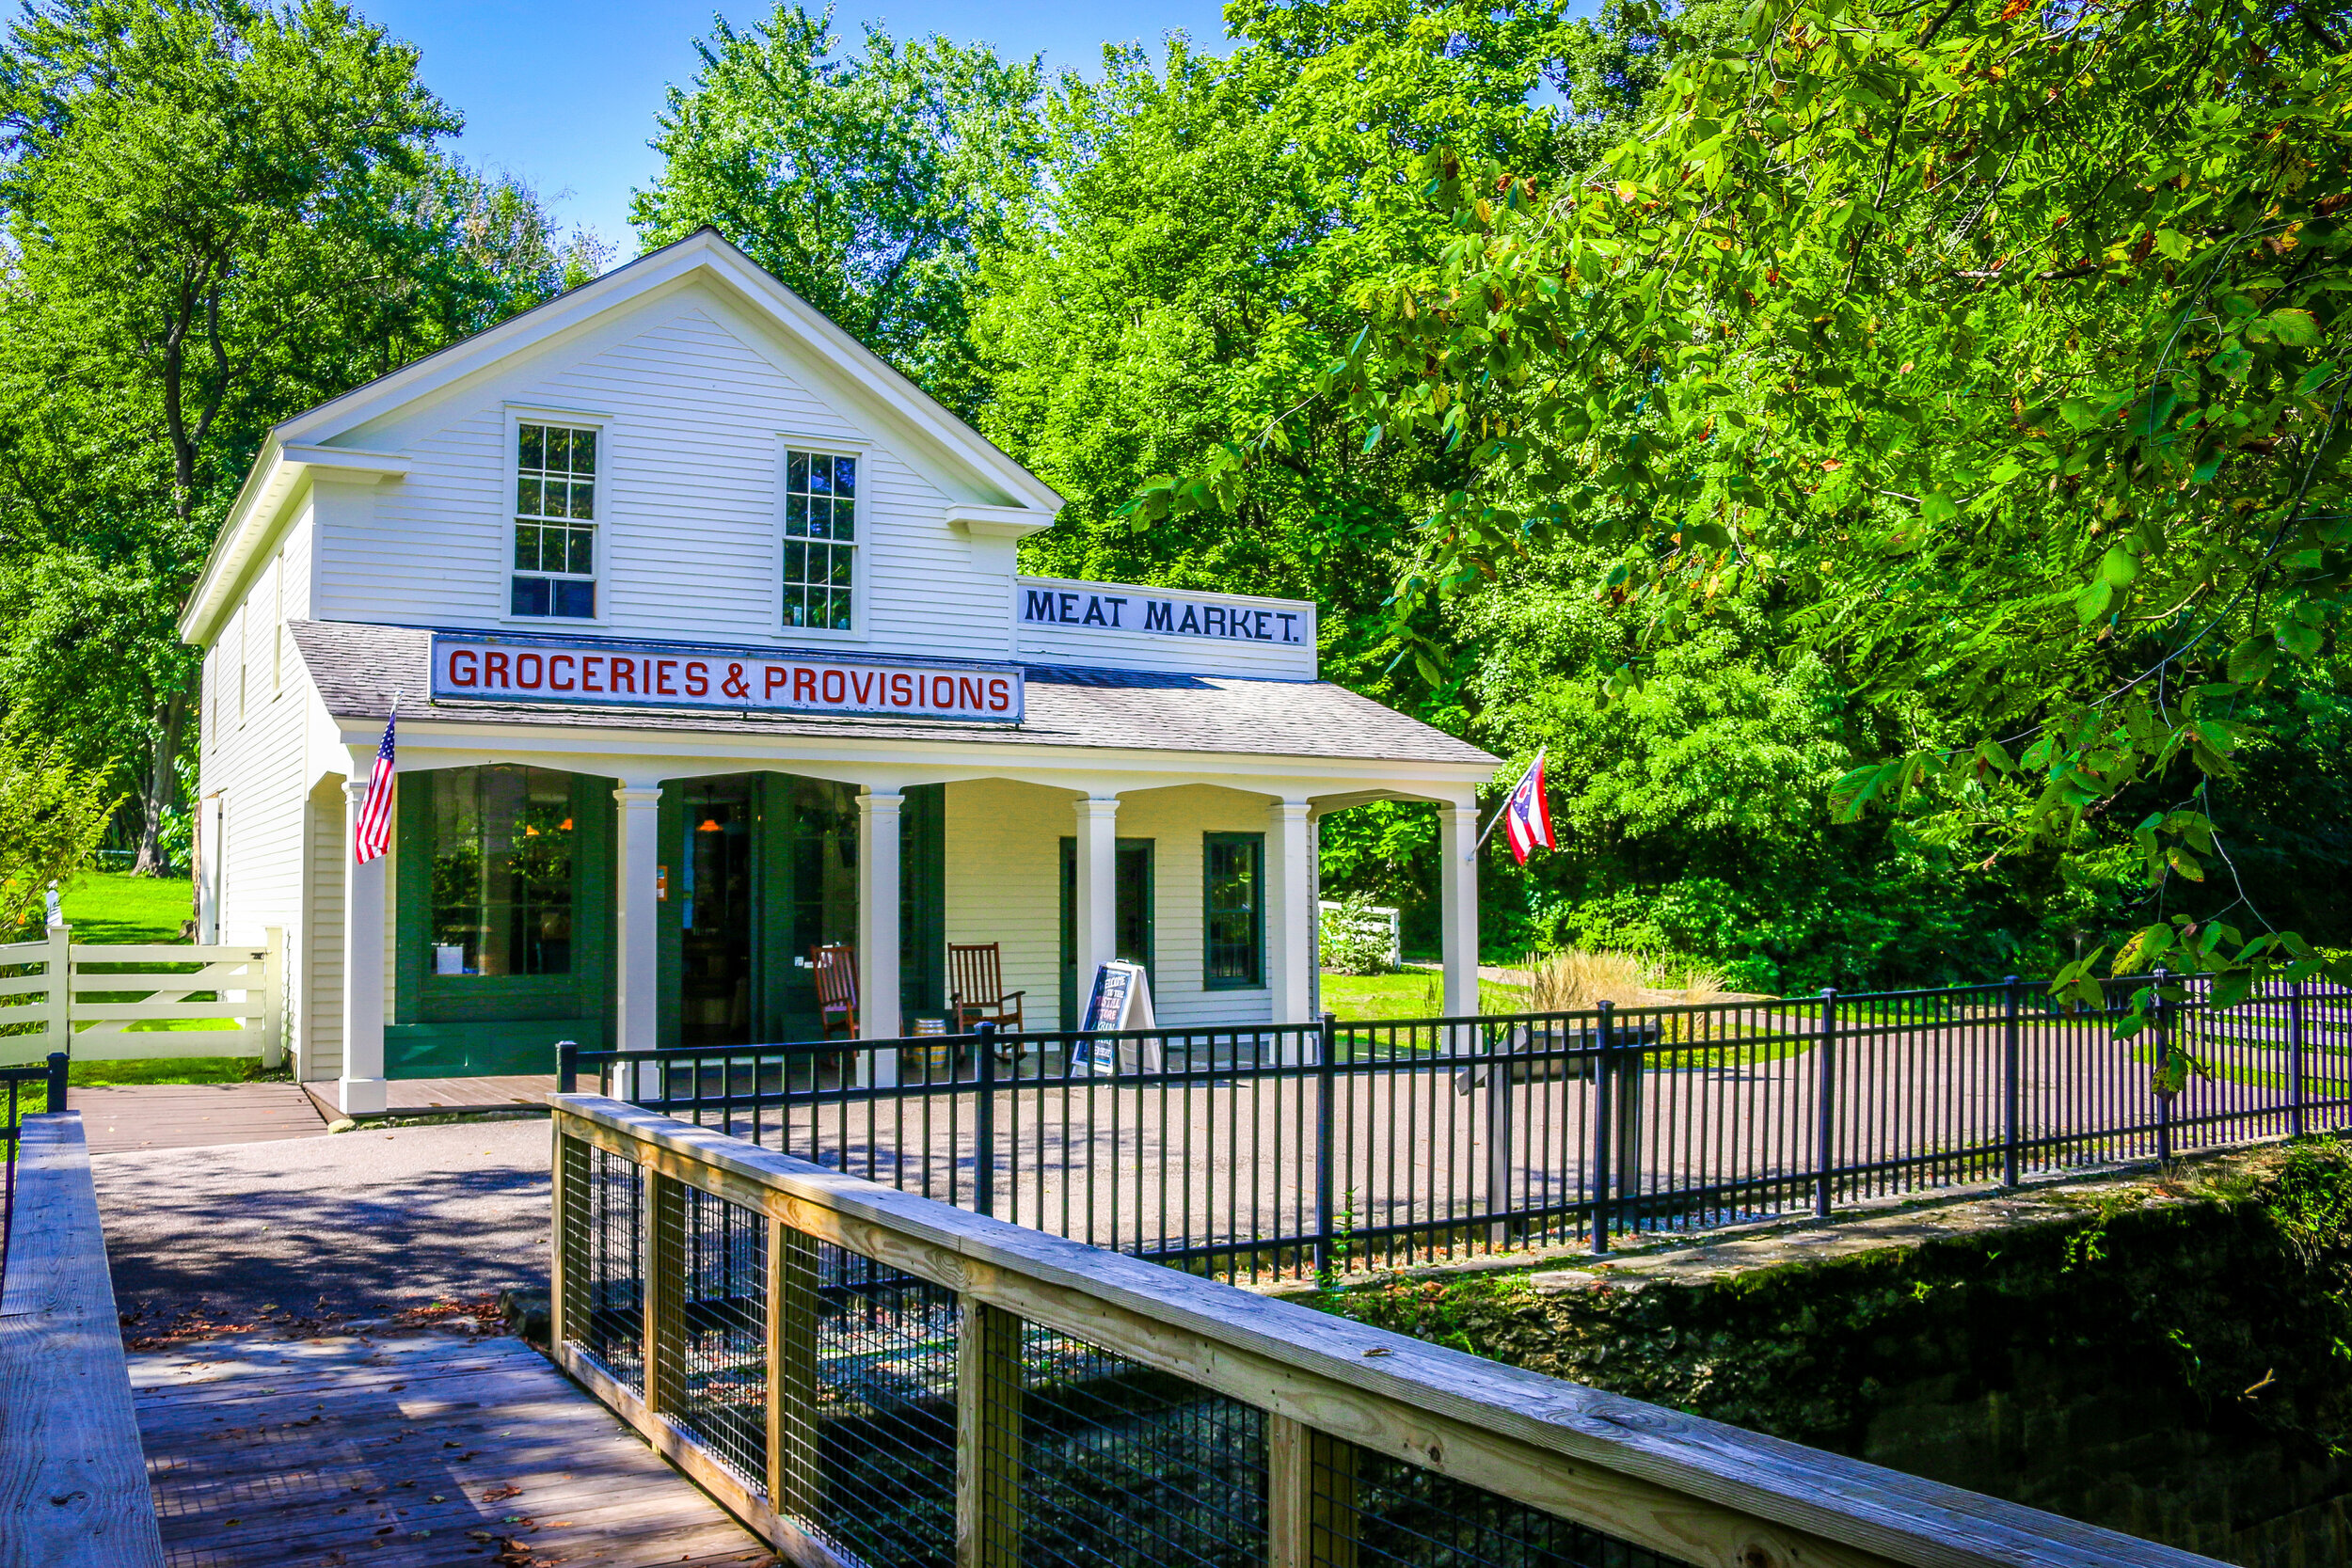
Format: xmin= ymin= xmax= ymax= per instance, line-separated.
xmin=79 ymin=1083 xmax=326 ymax=1155
xmin=131 ymin=1330 xmax=776 ymax=1568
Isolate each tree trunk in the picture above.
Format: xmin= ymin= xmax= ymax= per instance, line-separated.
xmin=132 ymin=686 xmax=190 ymax=877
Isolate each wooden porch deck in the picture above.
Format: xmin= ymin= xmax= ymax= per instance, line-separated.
xmin=301 ymin=1075 xmax=560 ymax=1121
xmin=79 ymin=1083 xmax=327 ymax=1155
xmin=132 ymin=1330 xmax=776 ymax=1568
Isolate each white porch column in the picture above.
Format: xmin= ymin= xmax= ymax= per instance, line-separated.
xmin=1073 ymin=798 xmax=1120 ymax=1006
xmin=338 ymin=776 xmax=388 ymax=1116
xmin=858 ymin=790 xmax=903 ymax=1086
xmin=1438 ymin=802 xmax=1481 ymax=1022
xmin=612 ymin=784 xmax=663 ymax=1068
xmin=1266 ymin=800 xmax=1313 ymax=1028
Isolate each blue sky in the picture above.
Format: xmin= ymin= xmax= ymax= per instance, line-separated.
xmin=362 ymin=1 xmax=1237 ymax=259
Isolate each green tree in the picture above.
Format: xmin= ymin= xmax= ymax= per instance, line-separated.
xmin=0 ymin=0 xmax=601 ymax=872
xmin=1136 ymin=0 xmax=2352 ymax=1009
xmin=0 ymin=730 xmax=118 ymax=934
xmin=632 ymin=4 xmax=1044 ymax=418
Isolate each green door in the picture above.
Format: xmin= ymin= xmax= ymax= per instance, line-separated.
xmin=1058 ymin=838 xmax=1154 ymax=1029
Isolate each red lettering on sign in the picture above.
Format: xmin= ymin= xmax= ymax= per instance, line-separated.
xmin=792 ymin=668 xmax=817 ymax=702
xmin=612 ymin=657 xmax=635 ymax=694
xmin=890 ymin=673 xmax=914 ymax=706
xmin=548 ymin=654 xmax=575 ymax=691
xmin=819 ymin=669 xmax=845 ymax=705
xmin=655 ymin=659 xmax=677 ymax=695
xmin=988 ymin=677 xmax=1010 ymax=712
xmin=957 ymin=675 xmax=983 ymax=711
xmin=516 ymin=652 xmax=544 ymax=689
xmin=850 ymin=671 xmax=876 ymax=705
xmin=685 ymin=660 xmax=707 ymax=697
xmin=765 ymin=665 xmax=787 ymax=698
xmin=450 ymin=650 xmax=479 ymax=687
xmin=929 ymin=674 xmax=953 ymax=708
xmin=581 ymin=656 xmax=603 ymax=693
xmin=485 ymin=651 xmax=510 ymax=687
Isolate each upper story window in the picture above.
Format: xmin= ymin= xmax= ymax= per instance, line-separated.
xmin=513 ymin=423 xmax=597 ymax=619
xmin=782 ymin=449 xmax=855 ymax=631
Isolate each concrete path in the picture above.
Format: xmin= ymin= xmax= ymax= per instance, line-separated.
xmin=92 ymin=1120 xmax=551 ymax=1340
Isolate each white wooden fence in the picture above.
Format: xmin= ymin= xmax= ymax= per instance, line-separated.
xmin=0 ymin=926 xmax=283 ymax=1066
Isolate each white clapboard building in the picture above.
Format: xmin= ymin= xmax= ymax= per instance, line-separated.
xmin=179 ymin=229 xmax=1496 ymax=1114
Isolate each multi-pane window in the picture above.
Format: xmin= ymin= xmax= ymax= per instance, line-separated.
xmin=1203 ymin=832 xmax=1264 ymax=989
xmin=782 ymin=449 xmax=856 ymax=631
xmin=513 ymin=423 xmax=597 ymax=619
xmin=426 ymin=765 xmax=575 ymax=977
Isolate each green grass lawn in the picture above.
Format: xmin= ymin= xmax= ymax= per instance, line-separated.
xmin=59 ymin=871 xmax=194 ymax=945
xmin=1319 ymin=971 xmax=1531 ymax=1022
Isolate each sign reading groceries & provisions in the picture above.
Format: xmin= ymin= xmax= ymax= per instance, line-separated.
xmin=430 ymin=633 xmax=1023 ymax=722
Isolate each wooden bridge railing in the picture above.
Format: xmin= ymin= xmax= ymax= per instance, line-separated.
xmin=0 ymin=1114 xmax=166 ymax=1568
xmin=549 ymin=1093 xmax=2226 ymax=1568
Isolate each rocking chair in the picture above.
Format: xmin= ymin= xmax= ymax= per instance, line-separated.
xmin=947 ymin=942 xmax=1025 ymax=1036
xmin=811 ymin=943 xmax=858 ymax=1041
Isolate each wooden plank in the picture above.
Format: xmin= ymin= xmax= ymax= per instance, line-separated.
xmin=134 ymin=1333 xmax=773 ymax=1568
xmin=0 ymin=1114 xmax=169 ymax=1568
xmin=68 ymin=944 xmax=265 ymax=965
xmin=955 ymin=1299 xmax=1022 ymax=1568
xmin=70 ymin=1001 xmax=259 ymax=1022
xmin=553 ymin=1095 xmax=2231 ymax=1568
xmin=1269 ymin=1415 xmax=1357 ymax=1568
xmin=766 ymin=1223 xmax=817 ymax=1524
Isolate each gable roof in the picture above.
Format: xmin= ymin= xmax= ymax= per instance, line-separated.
xmin=179 ymin=228 xmax=1064 ymax=646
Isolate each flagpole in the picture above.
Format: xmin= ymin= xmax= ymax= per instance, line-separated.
xmin=1465 ymin=748 xmax=1545 ymax=861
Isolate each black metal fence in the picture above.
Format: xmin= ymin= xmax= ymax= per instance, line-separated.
xmin=568 ymin=974 xmax=2351 ymax=1284
xmin=0 ymin=1052 xmax=67 ymax=1287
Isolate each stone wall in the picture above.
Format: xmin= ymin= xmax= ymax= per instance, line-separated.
xmin=1308 ymin=1142 xmax=2352 ymax=1566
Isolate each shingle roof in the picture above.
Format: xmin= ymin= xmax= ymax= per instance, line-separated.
xmin=289 ymin=620 xmax=1497 ymax=769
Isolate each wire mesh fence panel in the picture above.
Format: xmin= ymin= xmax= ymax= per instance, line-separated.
xmin=1315 ymin=1439 xmax=1697 ymax=1568
xmin=977 ymin=1317 xmax=1269 ymax=1568
xmin=660 ymin=1184 xmax=769 ymax=1490
xmin=565 ymin=1145 xmax=645 ymax=1396
xmin=776 ymin=1237 xmax=961 ymax=1568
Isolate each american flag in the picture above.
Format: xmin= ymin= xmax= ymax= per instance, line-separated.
xmin=1502 ymin=748 xmax=1555 ymax=865
xmin=355 ymin=708 xmax=397 ymax=864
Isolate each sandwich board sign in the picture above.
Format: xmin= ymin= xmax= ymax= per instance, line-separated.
xmin=1076 ymin=960 xmax=1162 ymax=1075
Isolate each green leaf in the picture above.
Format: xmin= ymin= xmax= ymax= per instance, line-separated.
xmin=2098 ymin=544 xmax=2138 ymax=586
xmin=2074 ymin=578 xmax=2116 ymax=624
xmin=2153 ymin=229 xmax=2190 ymax=261
xmin=2267 ymin=308 xmax=2322 ymax=348
xmin=1920 ymin=492 xmax=1959 ymax=526
xmin=2059 ymin=398 xmax=2099 ymax=430
xmin=2226 ymin=633 xmax=2275 ymax=684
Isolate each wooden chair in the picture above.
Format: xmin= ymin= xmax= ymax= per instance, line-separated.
xmin=811 ymin=943 xmax=858 ymax=1040
xmin=947 ymin=942 xmax=1025 ymax=1035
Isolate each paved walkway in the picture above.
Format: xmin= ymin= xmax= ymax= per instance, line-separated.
xmin=134 ymin=1330 xmax=773 ymax=1567
xmin=93 ymin=1119 xmax=552 ymax=1335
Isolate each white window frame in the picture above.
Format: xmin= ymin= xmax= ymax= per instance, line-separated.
xmin=772 ymin=436 xmax=868 ymax=642
xmin=501 ymin=405 xmax=612 ymax=628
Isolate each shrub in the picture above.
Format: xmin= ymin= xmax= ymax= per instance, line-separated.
xmin=1321 ymin=894 xmax=1397 ymax=975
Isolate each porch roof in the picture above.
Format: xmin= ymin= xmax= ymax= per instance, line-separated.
xmin=290 ymin=620 xmax=1499 ymax=768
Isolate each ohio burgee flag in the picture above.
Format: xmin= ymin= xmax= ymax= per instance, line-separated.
xmin=355 ymin=708 xmax=397 ymax=864
xmin=1501 ymin=748 xmax=1554 ymax=865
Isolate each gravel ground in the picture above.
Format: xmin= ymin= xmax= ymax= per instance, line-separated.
xmin=89 ymin=1117 xmax=552 ymax=1339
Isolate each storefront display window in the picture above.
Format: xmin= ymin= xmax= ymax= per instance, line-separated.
xmin=426 ymin=765 xmax=576 ymax=975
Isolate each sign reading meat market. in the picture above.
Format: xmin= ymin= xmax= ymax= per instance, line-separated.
xmin=430 ymin=633 xmax=1023 ymax=722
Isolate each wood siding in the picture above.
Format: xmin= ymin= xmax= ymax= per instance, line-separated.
xmin=944 ymin=780 xmax=1277 ymax=1030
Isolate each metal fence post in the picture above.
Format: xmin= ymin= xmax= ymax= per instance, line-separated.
xmin=44 ymin=1050 xmax=67 ymax=1114
xmin=2002 ymin=975 xmax=2022 ymax=1189
xmin=1814 ymin=989 xmax=1837 ymax=1220
xmin=1590 ymin=1001 xmax=1614 ymax=1256
xmin=1484 ymin=1021 xmax=1516 ymax=1251
xmin=556 ymin=1039 xmax=579 ymax=1095
xmin=2152 ymin=965 xmax=2173 ymax=1165
xmin=1313 ymin=1012 xmax=1338 ymax=1282
xmin=2288 ymin=980 xmax=2307 ymax=1140
xmin=974 ymin=1022 xmax=997 ymax=1218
